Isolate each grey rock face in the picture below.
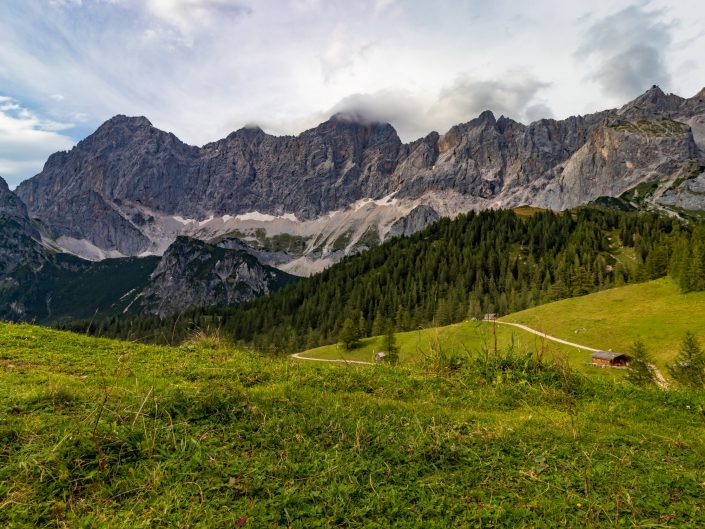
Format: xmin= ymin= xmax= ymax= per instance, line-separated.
xmin=0 ymin=177 xmax=45 ymax=276
xmin=525 ymin=119 xmax=702 ymax=210
xmin=139 ymin=236 xmax=294 ymax=316
xmin=14 ymin=86 xmax=705 ymax=264
xmin=388 ymin=205 xmax=440 ymax=238
xmin=215 ymin=236 xmax=297 ymax=268
xmin=1 ymin=177 xmax=38 ymax=238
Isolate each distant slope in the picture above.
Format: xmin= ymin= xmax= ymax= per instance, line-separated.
xmin=72 ymin=207 xmax=683 ymax=349
xmin=298 ymin=319 xmax=597 ymax=371
xmin=300 ymin=278 xmax=705 ymax=373
xmin=1 ymin=322 xmax=704 ymax=527
xmin=503 ymin=277 xmax=705 ymax=368
xmin=223 ymin=207 xmax=679 ymax=351
xmin=0 ymin=253 xmax=160 ymax=322
xmin=0 ymin=236 xmax=295 ymax=323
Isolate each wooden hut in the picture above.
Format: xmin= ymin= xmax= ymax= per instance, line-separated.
xmin=590 ymin=351 xmax=632 ymax=367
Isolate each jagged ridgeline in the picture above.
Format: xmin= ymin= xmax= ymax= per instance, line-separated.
xmin=13 ymin=86 xmax=705 ymax=275
xmin=68 ymin=207 xmax=683 ymax=349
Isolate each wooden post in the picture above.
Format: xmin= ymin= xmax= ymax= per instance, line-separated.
xmin=493 ymin=316 xmax=497 ymax=356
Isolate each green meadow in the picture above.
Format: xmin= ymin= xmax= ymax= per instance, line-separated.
xmin=303 ymin=278 xmax=705 ymax=374
xmin=504 ymin=277 xmax=705 ymax=369
xmin=301 ymin=320 xmax=594 ymax=369
xmin=1 ymin=322 xmax=704 ymax=527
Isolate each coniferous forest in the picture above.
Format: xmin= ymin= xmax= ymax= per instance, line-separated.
xmin=62 ymin=207 xmax=691 ymax=352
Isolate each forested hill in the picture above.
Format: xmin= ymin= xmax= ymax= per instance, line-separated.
xmin=67 ymin=207 xmax=684 ymax=351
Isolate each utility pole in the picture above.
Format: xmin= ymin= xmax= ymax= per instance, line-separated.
xmin=493 ymin=315 xmax=497 ymax=356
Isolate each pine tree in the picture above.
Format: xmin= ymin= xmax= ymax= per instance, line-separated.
xmin=626 ymin=339 xmax=656 ymax=387
xmin=383 ymin=322 xmax=399 ymax=365
xmin=357 ymin=314 xmax=367 ymax=339
xmin=371 ymin=311 xmax=385 ymax=336
xmin=668 ymin=331 xmax=705 ymax=389
xmin=338 ymin=318 xmax=360 ymax=350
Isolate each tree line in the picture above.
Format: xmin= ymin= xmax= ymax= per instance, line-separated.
xmin=60 ymin=206 xmax=688 ymax=352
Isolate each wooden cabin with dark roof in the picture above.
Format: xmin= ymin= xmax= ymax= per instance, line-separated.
xmin=590 ymin=351 xmax=632 ymax=368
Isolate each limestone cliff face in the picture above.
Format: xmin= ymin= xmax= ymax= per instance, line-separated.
xmin=0 ymin=177 xmax=45 ymax=276
xmin=387 ymin=205 xmax=440 ymax=238
xmin=139 ymin=237 xmax=294 ymax=316
xmin=14 ymin=86 xmax=705 ymax=269
xmin=524 ymin=118 xmax=702 ymax=209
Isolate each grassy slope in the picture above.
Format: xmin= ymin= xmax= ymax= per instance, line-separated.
xmin=1 ymin=323 xmax=704 ymax=527
xmin=503 ymin=277 xmax=705 ymax=369
xmin=303 ymin=322 xmax=592 ymax=369
xmin=303 ymin=278 xmax=705 ymax=372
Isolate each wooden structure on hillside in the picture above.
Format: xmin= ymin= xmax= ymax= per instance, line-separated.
xmin=590 ymin=351 xmax=632 ymax=368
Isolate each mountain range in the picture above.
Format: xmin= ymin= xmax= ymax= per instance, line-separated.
xmin=2 ymin=85 xmax=705 ymax=320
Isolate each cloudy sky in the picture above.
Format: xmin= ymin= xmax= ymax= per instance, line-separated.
xmin=1 ymin=0 xmax=703 ymax=187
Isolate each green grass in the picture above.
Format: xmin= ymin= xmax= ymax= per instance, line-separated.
xmin=611 ymin=119 xmax=687 ymax=137
xmin=503 ymin=277 xmax=705 ymax=369
xmin=1 ymin=323 xmax=704 ymax=527
xmin=303 ymin=321 xmax=604 ymax=372
xmin=511 ymin=206 xmax=546 ymax=217
xmin=303 ymin=278 xmax=705 ymax=375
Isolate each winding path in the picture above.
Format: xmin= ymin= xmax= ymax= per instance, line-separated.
xmin=290 ymin=320 xmax=670 ymax=388
xmin=492 ymin=320 xmax=601 ymax=352
xmin=492 ymin=320 xmax=669 ymax=388
xmin=290 ymin=352 xmax=374 ymax=365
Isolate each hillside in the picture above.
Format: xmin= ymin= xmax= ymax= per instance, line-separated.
xmin=0 ymin=253 xmax=160 ymax=322
xmin=300 ymin=278 xmax=705 ymax=374
xmin=0 ymin=236 xmax=294 ymax=324
xmin=1 ymin=323 xmax=704 ymax=527
xmin=299 ymin=319 xmax=587 ymax=369
xmin=503 ymin=277 xmax=705 ymax=368
xmin=73 ymin=207 xmax=682 ymax=349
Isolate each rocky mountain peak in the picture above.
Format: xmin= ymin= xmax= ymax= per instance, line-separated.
xmin=496 ymin=115 xmax=523 ymax=134
xmin=327 ymin=111 xmax=383 ymax=126
xmin=476 ymin=110 xmax=497 ymax=125
xmin=0 ymin=176 xmax=44 ymax=276
xmin=1 ymin=177 xmax=27 ymax=218
xmin=318 ymin=112 xmax=396 ymax=134
xmin=140 ymin=236 xmax=294 ymax=315
xmin=224 ymin=124 xmax=268 ymax=143
xmin=79 ymin=114 xmax=172 ymax=152
xmin=0 ymin=177 xmax=38 ymax=237
xmin=646 ymin=84 xmax=665 ymax=96
xmin=618 ymin=85 xmax=685 ymax=117
xmin=101 ymin=114 xmax=153 ymax=130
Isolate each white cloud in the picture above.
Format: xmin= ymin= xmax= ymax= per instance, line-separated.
xmin=320 ymin=23 xmax=374 ymax=82
xmin=431 ymin=72 xmax=551 ymax=128
xmin=0 ymin=0 xmax=703 ymax=175
xmin=144 ymin=0 xmax=251 ymax=43
xmin=0 ymin=97 xmax=75 ymax=187
xmin=372 ymin=0 xmax=398 ymax=15
xmin=48 ymin=0 xmax=83 ymax=6
xmin=577 ymin=4 xmax=674 ymax=100
xmin=260 ymin=69 xmax=553 ymax=144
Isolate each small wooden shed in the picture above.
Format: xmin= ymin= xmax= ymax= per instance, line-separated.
xmin=590 ymin=351 xmax=632 ymax=367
